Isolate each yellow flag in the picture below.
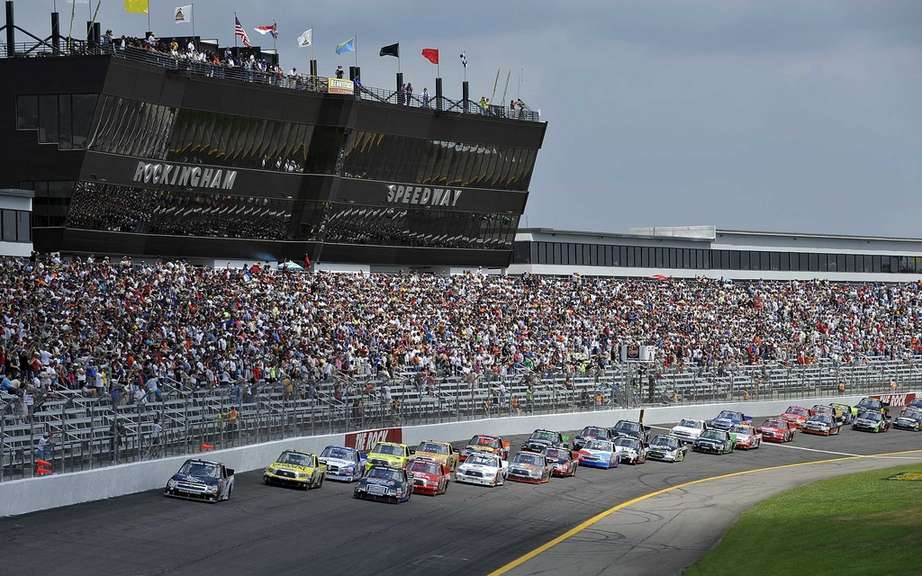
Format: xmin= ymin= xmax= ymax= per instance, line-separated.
xmin=123 ymin=0 xmax=149 ymax=14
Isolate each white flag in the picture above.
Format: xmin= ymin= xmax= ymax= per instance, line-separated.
xmin=174 ymin=5 xmax=192 ymax=24
xmin=297 ymin=28 xmax=313 ymax=48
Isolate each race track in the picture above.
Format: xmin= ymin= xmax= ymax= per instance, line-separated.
xmin=1 ymin=418 xmax=920 ymax=576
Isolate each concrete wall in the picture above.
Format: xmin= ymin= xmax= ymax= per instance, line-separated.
xmin=0 ymin=393 xmax=876 ymax=517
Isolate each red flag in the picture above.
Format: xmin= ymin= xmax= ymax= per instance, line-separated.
xmin=421 ymin=48 xmax=439 ymax=65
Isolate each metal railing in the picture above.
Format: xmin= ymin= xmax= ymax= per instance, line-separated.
xmin=2 ymin=356 xmax=918 ymax=483
xmin=0 ymin=40 xmax=541 ymax=122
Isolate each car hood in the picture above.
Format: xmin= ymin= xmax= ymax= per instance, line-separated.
xmin=465 ymin=445 xmax=497 ymax=454
xmin=269 ymin=462 xmax=314 ymax=473
xmin=368 ymin=454 xmax=404 ymax=462
xmin=671 ymin=426 xmax=701 ymax=434
xmin=510 ymin=462 xmax=543 ymax=471
xmin=416 ymin=451 xmax=450 ymax=462
xmin=458 ymin=463 xmax=499 ymax=474
xmin=580 ymin=449 xmax=612 ymax=457
xmin=361 ymin=477 xmax=401 ymax=488
xmin=321 ymin=457 xmax=356 ymax=467
xmin=172 ymin=473 xmax=218 ymax=486
xmin=410 ymin=471 xmax=441 ymax=481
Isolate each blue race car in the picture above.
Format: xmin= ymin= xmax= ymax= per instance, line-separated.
xmin=708 ymin=410 xmax=752 ymax=431
xmin=318 ymin=445 xmax=366 ymax=482
xmin=353 ymin=466 xmax=412 ymax=504
xmin=575 ymin=439 xmax=620 ymax=469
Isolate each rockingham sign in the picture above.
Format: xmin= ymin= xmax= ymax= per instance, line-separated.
xmin=132 ymin=161 xmax=238 ymax=190
xmin=386 ymin=184 xmax=462 ymax=207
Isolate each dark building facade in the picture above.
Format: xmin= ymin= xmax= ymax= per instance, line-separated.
xmin=1 ymin=46 xmax=545 ymax=267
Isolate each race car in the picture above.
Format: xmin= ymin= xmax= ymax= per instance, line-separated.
xmin=910 ymin=398 xmax=922 ymax=410
xmin=758 ymin=418 xmax=796 ymax=443
xmin=856 ymin=397 xmax=889 ymax=416
xmin=412 ymin=440 xmax=459 ymax=471
xmin=670 ymin=418 xmax=708 ymax=443
xmin=780 ymin=405 xmax=812 ymax=429
xmin=611 ymin=419 xmax=649 ymax=442
xmin=612 ymin=436 xmax=647 ymax=464
xmin=576 ymin=438 xmax=620 ymax=469
xmin=455 ymin=452 xmax=507 ymax=487
xmin=646 ymin=435 xmax=689 ymax=463
xmin=693 ymin=429 xmax=735 ymax=455
xmin=728 ymin=424 xmax=762 ymax=449
xmin=364 ymin=441 xmax=412 ymax=473
xmin=408 ymin=457 xmax=451 ymax=496
xmin=543 ymin=445 xmax=578 ymax=477
xmin=164 ymin=459 xmax=235 ymax=502
xmin=521 ymin=429 xmax=566 ymax=454
xmin=572 ymin=425 xmax=612 ymax=451
xmin=811 ymin=405 xmax=835 ymax=418
xmin=263 ymin=450 xmax=326 ymax=489
xmin=708 ymin=410 xmax=752 ymax=431
xmin=507 ymin=451 xmax=553 ymax=484
xmin=319 ymin=445 xmax=366 ymax=482
xmin=459 ymin=434 xmax=510 ymax=462
xmin=802 ymin=413 xmax=842 ymax=436
xmin=354 ymin=466 xmax=412 ymax=504
xmin=852 ymin=410 xmax=891 ymax=433
xmin=893 ymin=407 xmax=922 ymax=431
xmin=829 ymin=403 xmax=857 ymax=426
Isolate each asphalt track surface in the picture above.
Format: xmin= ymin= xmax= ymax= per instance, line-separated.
xmin=1 ymin=418 xmax=920 ymax=576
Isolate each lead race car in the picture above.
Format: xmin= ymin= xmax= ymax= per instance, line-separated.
xmin=507 ymin=451 xmax=553 ymax=484
xmin=520 ymin=429 xmax=566 ymax=454
xmin=319 ymin=445 xmax=366 ymax=482
xmin=646 ymin=435 xmax=688 ymax=463
xmin=164 ymin=459 xmax=235 ymax=502
xmin=354 ymin=466 xmax=413 ymax=504
xmin=455 ymin=452 xmax=507 ymax=487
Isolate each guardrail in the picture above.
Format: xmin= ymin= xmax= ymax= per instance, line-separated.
xmin=0 ymin=41 xmax=541 ymax=122
xmin=2 ymin=356 xmax=919 ymax=483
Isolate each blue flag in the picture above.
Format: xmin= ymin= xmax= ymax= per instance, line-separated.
xmin=336 ymin=37 xmax=355 ymax=55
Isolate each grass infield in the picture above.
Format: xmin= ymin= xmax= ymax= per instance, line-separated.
xmin=686 ymin=463 xmax=922 ymax=576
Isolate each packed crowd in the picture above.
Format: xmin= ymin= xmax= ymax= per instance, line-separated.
xmin=2 ymin=256 xmax=922 ymax=407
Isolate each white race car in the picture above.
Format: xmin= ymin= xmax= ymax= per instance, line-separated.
xmin=454 ymin=452 xmax=507 ymax=487
xmin=671 ymin=418 xmax=707 ymax=443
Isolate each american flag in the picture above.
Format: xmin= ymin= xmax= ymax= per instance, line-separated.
xmin=234 ymin=16 xmax=252 ymax=48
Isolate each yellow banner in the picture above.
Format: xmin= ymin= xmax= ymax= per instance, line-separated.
xmin=123 ymin=0 xmax=149 ymax=14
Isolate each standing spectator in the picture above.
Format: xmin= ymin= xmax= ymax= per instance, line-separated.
xmin=335 ymin=65 xmax=344 ymax=79
xmin=421 ymin=87 xmax=430 ymax=108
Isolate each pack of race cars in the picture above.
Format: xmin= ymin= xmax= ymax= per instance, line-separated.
xmin=163 ymin=396 xmax=922 ymax=504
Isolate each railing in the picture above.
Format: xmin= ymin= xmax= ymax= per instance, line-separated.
xmin=2 ymin=356 xmax=919 ymax=483
xmin=0 ymin=40 xmax=541 ymax=122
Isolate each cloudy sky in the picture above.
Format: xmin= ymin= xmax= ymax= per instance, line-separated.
xmin=15 ymin=1 xmax=922 ymax=236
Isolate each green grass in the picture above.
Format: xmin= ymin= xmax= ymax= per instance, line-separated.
xmin=686 ymin=463 xmax=922 ymax=576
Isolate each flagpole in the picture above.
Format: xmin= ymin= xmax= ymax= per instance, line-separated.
xmin=273 ymin=20 xmax=277 ymax=52
xmin=354 ymin=33 xmax=357 ymax=69
xmin=192 ymin=2 xmax=195 ymax=37
xmin=234 ymin=11 xmax=237 ymax=48
xmin=147 ymin=0 xmax=151 ymax=33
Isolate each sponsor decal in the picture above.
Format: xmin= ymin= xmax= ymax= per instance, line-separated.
xmin=871 ymin=393 xmax=917 ymax=408
xmin=328 ymin=78 xmax=354 ymax=95
xmin=132 ymin=161 xmax=237 ymax=190
xmin=345 ymin=427 xmax=403 ymax=452
xmin=386 ymin=184 xmax=462 ymax=207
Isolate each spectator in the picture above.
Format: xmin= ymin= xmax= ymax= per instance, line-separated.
xmin=422 ymin=87 xmax=430 ymax=108
xmin=336 ymin=65 xmax=344 ymax=79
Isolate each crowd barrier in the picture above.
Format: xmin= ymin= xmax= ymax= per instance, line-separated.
xmin=0 ymin=392 xmax=890 ymax=518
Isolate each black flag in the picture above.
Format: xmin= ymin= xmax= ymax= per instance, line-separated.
xmin=379 ymin=43 xmax=399 ymax=58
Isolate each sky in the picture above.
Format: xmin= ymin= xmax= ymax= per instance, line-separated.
xmin=13 ymin=1 xmax=922 ymax=236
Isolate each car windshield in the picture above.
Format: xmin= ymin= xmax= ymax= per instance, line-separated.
xmin=651 ymin=436 xmax=678 ymax=449
xmin=786 ymin=406 xmax=808 ymax=416
xmin=179 ymin=460 xmax=219 ymax=478
xmin=277 ymin=451 xmax=312 ymax=466
xmin=531 ymin=430 xmax=559 ymax=442
xmin=581 ymin=427 xmax=606 ymax=438
xmin=716 ymin=411 xmax=740 ymax=420
xmin=813 ymin=406 xmax=832 ymax=414
xmin=678 ymin=419 xmax=701 ymax=428
xmin=615 ymin=421 xmax=641 ymax=432
xmin=513 ymin=452 xmax=545 ymax=466
xmin=730 ymin=425 xmax=749 ymax=435
xmin=367 ymin=467 xmax=403 ymax=481
xmin=544 ymin=448 xmax=568 ymax=462
xmin=418 ymin=442 xmax=448 ymax=454
xmin=470 ymin=436 xmax=498 ymax=448
xmin=860 ymin=411 xmax=882 ymax=421
xmin=465 ymin=454 xmax=498 ymax=467
xmin=410 ymin=460 xmax=441 ymax=474
xmin=321 ymin=446 xmax=354 ymax=460
xmin=903 ymin=408 xmax=922 ymax=418
xmin=762 ymin=419 xmax=785 ymax=429
xmin=614 ymin=437 xmax=638 ymax=448
xmin=372 ymin=443 xmax=404 ymax=456
xmin=811 ymin=415 xmax=833 ymax=424
xmin=701 ymin=430 xmax=725 ymax=441
xmin=858 ymin=399 xmax=881 ymax=410
xmin=586 ymin=439 xmax=613 ymax=451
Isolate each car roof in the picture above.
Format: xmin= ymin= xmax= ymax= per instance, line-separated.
xmin=280 ymin=449 xmax=312 ymax=457
xmin=419 ymin=440 xmax=451 ymax=446
xmin=374 ymin=441 xmax=405 ymax=447
xmin=186 ymin=458 xmax=220 ymax=466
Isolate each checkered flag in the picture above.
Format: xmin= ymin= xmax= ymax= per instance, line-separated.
xmin=459 ymin=51 xmax=467 ymax=68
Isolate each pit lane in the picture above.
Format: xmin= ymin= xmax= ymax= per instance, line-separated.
xmin=0 ymin=417 xmax=919 ymax=576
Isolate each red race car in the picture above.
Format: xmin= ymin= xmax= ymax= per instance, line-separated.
xmin=758 ymin=418 xmax=795 ymax=443
xmin=780 ymin=405 xmax=811 ymax=429
xmin=408 ymin=457 xmax=450 ymax=496
xmin=543 ymin=446 xmax=578 ymax=478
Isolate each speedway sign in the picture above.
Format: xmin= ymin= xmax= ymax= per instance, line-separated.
xmin=345 ymin=427 xmax=403 ymax=452
xmin=870 ymin=393 xmax=917 ymax=407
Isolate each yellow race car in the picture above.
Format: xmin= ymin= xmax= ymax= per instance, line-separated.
xmin=364 ymin=441 xmax=411 ymax=473
xmin=413 ymin=440 xmax=459 ymax=471
xmin=264 ymin=450 xmax=326 ymax=489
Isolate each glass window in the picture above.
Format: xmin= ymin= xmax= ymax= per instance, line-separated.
xmin=729 ymin=251 xmax=740 ymax=270
xmin=759 ymin=251 xmax=770 ymax=270
xmin=654 ymin=248 xmax=663 ymax=268
xmin=588 ymin=244 xmax=597 ymax=266
xmin=809 ymin=253 xmax=819 ymax=271
xmin=39 ymin=95 xmax=59 ymax=143
xmin=770 ymin=252 xmax=780 ymax=271
xmin=16 ymin=95 xmax=39 ymax=129
xmin=864 ymin=255 xmax=875 ymax=273
xmin=2 ymin=210 xmax=16 ymax=242
xmin=880 ymin=256 xmax=891 ymax=273
xmin=626 ymin=246 xmax=635 ymax=267
xmin=569 ymin=243 xmax=578 ymax=265
xmin=616 ymin=246 xmax=625 ymax=267
xmin=58 ymin=94 xmax=73 ymax=149
xmin=827 ymin=253 xmax=837 ymax=271
xmin=854 ymin=254 xmax=864 ymax=273
xmin=845 ymin=254 xmax=856 ymax=272
xmin=553 ymin=243 xmax=562 ymax=265
xmin=872 ymin=255 xmax=881 ymax=273
xmin=530 ymin=242 xmax=539 ymax=264
xmin=702 ymin=249 xmax=711 ymax=270
xmin=799 ymin=253 xmax=809 ymax=271
xmin=898 ymin=257 xmax=911 ymax=274
xmin=17 ymin=211 xmax=30 ymax=243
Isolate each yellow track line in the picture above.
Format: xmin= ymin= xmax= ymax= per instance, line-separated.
xmin=487 ymin=448 xmax=922 ymax=575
